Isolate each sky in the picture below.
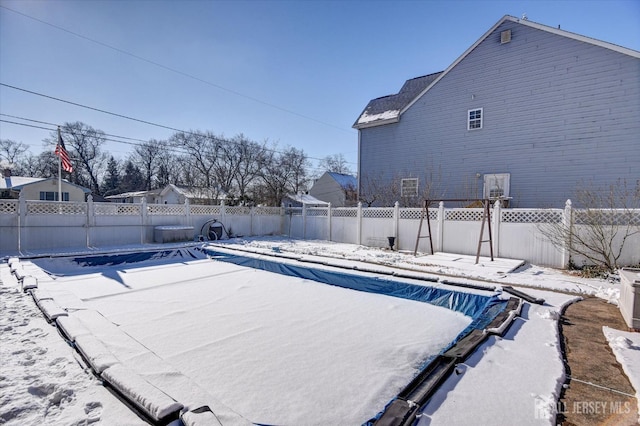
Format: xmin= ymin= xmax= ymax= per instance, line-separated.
xmin=1 ymin=0 xmax=639 ymax=175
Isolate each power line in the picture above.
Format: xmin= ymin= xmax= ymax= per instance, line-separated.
xmin=0 ymin=4 xmax=353 ymax=134
xmin=1 ymin=83 xmax=185 ymax=134
xmin=0 ymin=115 xmax=355 ymax=173
xmin=2 ymin=113 xmax=156 ymax=145
xmin=0 ymin=85 xmax=357 ymax=166
xmin=0 ymin=118 xmax=180 ymax=153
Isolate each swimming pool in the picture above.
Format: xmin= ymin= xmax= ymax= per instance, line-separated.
xmin=23 ymin=246 xmax=510 ymax=425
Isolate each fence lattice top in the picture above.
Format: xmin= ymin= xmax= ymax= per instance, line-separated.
xmin=501 ymin=210 xmax=562 ymax=224
xmin=27 ymin=201 xmax=86 ymax=215
xmin=2 ymin=200 xmax=638 ymax=227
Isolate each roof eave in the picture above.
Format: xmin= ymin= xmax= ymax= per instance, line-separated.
xmin=353 ymin=116 xmax=400 ymax=130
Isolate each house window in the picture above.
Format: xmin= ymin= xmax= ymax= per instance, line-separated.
xmin=483 ymin=173 xmax=510 ymax=200
xmin=39 ymin=191 xmax=69 ymax=201
xmin=468 ymin=108 xmax=483 ymax=130
xmin=401 ymin=178 xmax=418 ymax=198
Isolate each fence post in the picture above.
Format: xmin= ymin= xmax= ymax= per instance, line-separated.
xmin=185 ymin=198 xmax=191 ymax=227
xmin=302 ymin=203 xmax=307 ymax=240
xmin=562 ymin=199 xmax=573 ymax=268
xmin=357 ymin=202 xmax=362 ymax=246
xmin=87 ymin=195 xmax=94 ymax=248
xmin=251 ymin=206 xmax=255 ymax=237
xmin=328 ymin=203 xmax=332 ymax=242
xmin=437 ymin=201 xmax=445 ymax=252
xmin=394 ymin=202 xmax=400 ymax=248
xmin=280 ymin=205 xmax=286 ymax=237
xmin=141 ymin=199 xmax=148 ymax=244
xmin=493 ymin=200 xmax=501 ymax=257
xmin=18 ymin=192 xmax=26 ymax=253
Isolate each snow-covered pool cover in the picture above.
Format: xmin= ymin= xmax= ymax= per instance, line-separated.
xmin=31 ymin=247 xmax=500 ymax=424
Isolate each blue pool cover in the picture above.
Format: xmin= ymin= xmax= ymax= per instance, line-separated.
xmin=55 ymin=246 xmax=509 ymax=424
xmin=202 ymin=247 xmax=507 ymax=341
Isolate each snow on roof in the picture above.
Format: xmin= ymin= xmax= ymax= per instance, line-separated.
xmin=105 ymin=190 xmax=156 ymax=199
xmin=1 ymin=176 xmax=46 ymax=190
xmin=353 ymin=73 xmax=442 ymax=128
xmin=1 ymin=176 xmax=91 ymax=193
xmin=327 ymin=172 xmax=357 ymax=189
xmin=285 ymin=193 xmax=329 ymax=205
xmin=159 ymin=184 xmax=225 ymax=200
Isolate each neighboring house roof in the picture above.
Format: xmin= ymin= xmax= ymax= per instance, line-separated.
xmin=326 ymin=172 xmax=357 ymax=189
xmin=284 ymin=193 xmax=329 ymax=206
xmin=1 ymin=176 xmax=90 ymax=193
xmin=1 ymin=176 xmax=44 ymax=190
xmin=353 ymin=15 xmax=640 ymax=130
xmin=353 ymin=72 xmax=443 ymax=128
xmin=160 ymin=183 xmax=225 ymax=200
xmin=105 ymin=190 xmax=157 ymax=200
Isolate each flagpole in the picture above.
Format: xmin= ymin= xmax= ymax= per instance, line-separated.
xmin=57 ymin=127 xmax=62 ymax=203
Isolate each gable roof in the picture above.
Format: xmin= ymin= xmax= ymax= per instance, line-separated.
xmin=353 ymin=15 xmax=640 ymax=130
xmin=1 ymin=176 xmax=90 ymax=193
xmin=1 ymin=176 xmax=43 ymax=190
xmin=353 ymin=72 xmax=443 ymax=128
xmin=105 ymin=189 xmax=159 ymax=200
xmin=160 ymin=183 xmax=225 ymax=200
xmin=326 ymin=172 xmax=357 ymax=189
xmin=284 ymin=193 xmax=329 ymax=206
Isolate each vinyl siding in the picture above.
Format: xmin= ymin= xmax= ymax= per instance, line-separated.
xmin=358 ymin=21 xmax=640 ymax=207
xmin=309 ymin=174 xmax=345 ymax=206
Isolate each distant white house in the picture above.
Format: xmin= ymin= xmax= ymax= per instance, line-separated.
xmin=309 ymin=172 xmax=358 ymax=207
xmin=159 ymin=184 xmax=225 ymax=205
xmin=1 ymin=169 xmax=90 ymax=202
xmin=104 ymin=184 xmax=225 ymax=205
xmin=105 ymin=189 xmax=162 ymax=204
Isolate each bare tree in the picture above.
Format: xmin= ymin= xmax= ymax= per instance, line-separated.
xmin=0 ymin=139 xmax=29 ymax=165
xmin=315 ymin=153 xmax=353 ymax=178
xmin=171 ymin=130 xmax=219 ymax=189
xmin=359 ymin=164 xmax=443 ymax=207
xmin=213 ymin=134 xmax=244 ymax=199
xmin=51 ymin=122 xmax=108 ymax=194
xmin=539 ymin=179 xmax=640 ymax=272
xmin=132 ymin=140 xmax=162 ymax=190
xmin=283 ymin=146 xmax=310 ymax=194
xmin=155 ymin=143 xmax=184 ymax=188
xmin=15 ymin=151 xmax=58 ymax=178
xmin=234 ymin=136 xmax=268 ymax=205
xmin=359 ymin=171 xmax=396 ymax=207
xmin=257 ymin=145 xmax=309 ymax=206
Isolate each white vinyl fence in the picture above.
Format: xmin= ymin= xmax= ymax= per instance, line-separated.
xmin=1 ymin=196 xmax=638 ymax=269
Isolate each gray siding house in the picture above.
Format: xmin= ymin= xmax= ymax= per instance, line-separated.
xmin=309 ymin=172 xmax=358 ymax=207
xmin=354 ymin=15 xmax=640 ymax=207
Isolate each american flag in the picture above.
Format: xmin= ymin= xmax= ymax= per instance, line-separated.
xmin=55 ymin=129 xmax=73 ymax=173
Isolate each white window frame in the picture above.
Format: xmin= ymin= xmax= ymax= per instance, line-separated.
xmin=468 ymin=108 xmax=483 ymax=130
xmin=39 ymin=191 xmax=69 ymax=201
xmin=483 ymin=173 xmax=510 ymax=200
xmin=401 ymin=178 xmax=418 ymax=198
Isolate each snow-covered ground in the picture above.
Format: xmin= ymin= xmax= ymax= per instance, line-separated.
xmin=0 ymin=237 xmax=637 ymax=425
